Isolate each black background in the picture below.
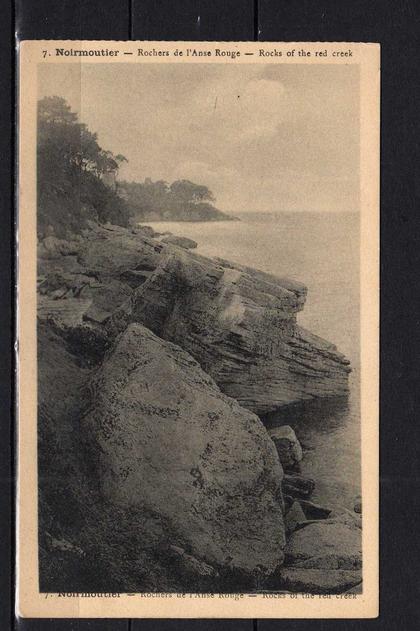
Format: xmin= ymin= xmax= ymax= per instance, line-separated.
xmin=2 ymin=0 xmax=420 ymax=629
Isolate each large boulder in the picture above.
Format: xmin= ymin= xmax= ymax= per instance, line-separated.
xmin=284 ymin=520 xmax=362 ymax=570
xmin=38 ymin=320 xmax=282 ymax=592
xmin=84 ymin=323 xmax=286 ymax=582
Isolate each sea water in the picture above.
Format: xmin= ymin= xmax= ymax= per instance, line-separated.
xmin=147 ymin=212 xmax=360 ymax=510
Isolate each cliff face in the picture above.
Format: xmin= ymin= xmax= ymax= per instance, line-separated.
xmin=128 ymin=250 xmax=350 ymax=414
xmin=40 ymin=224 xmax=350 ymax=413
xmin=40 ymin=222 xmax=350 ymax=414
xmin=37 ymin=221 xmax=353 ymax=592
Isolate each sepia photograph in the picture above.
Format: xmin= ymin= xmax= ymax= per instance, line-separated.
xmin=18 ymin=41 xmax=379 ymax=618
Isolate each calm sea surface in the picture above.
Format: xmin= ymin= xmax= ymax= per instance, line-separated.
xmin=148 ymin=213 xmax=360 ymax=510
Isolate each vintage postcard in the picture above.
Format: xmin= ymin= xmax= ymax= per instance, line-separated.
xmin=17 ymin=40 xmax=379 ymax=618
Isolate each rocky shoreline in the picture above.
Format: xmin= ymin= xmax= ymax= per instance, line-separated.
xmin=37 ymin=221 xmax=361 ymax=594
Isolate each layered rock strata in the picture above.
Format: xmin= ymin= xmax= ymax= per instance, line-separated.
xmin=38 ymin=223 xmax=351 ymax=415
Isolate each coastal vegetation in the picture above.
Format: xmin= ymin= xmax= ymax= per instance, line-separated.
xmin=37 ymin=96 xmax=130 ymax=237
xmin=120 ymin=178 xmax=233 ymax=222
xmin=37 ymin=96 xmax=232 ymax=238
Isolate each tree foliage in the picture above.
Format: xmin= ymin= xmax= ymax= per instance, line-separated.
xmin=37 ymin=96 xmax=130 ymax=237
xmin=120 ymin=178 xmax=226 ymax=222
xmin=169 ymin=180 xmax=215 ymax=203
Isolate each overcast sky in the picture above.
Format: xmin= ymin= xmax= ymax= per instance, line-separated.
xmin=39 ymin=62 xmax=359 ymax=213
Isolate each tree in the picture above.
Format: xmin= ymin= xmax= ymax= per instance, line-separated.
xmin=38 ymin=96 xmax=127 ymax=179
xmin=169 ymin=179 xmax=216 ymax=204
xmin=38 ymin=96 xmax=78 ymax=126
xmin=37 ymin=96 xmax=130 ymax=236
